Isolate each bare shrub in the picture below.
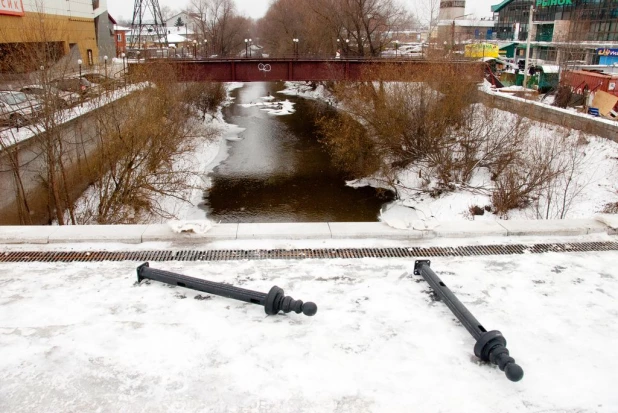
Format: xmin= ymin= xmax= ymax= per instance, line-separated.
xmin=491 ymin=169 xmax=534 ymax=216
xmin=183 ymin=82 xmax=227 ymax=120
xmin=491 ymin=131 xmax=579 ymax=217
xmin=316 ymin=105 xmax=381 ymax=177
xmin=320 ymin=65 xmax=477 ymax=177
xmin=73 ymin=65 xmax=217 ymax=224
xmin=469 ymin=205 xmax=485 ymax=216
xmin=534 ymin=132 xmax=593 ymax=219
xmin=318 ymin=64 xmax=526 ymax=194
xmin=602 ymin=202 xmax=618 ymax=213
xmin=428 ymin=105 xmax=528 ymax=187
xmin=553 ymin=85 xmax=572 ymax=109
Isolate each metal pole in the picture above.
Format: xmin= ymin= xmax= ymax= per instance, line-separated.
xmin=414 ymin=260 xmax=523 ymax=382
xmin=121 ymin=53 xmax=126 ymax=87
xmin=523 ymin=5 xmax=534 ymax=89
xmin=137 ymin=263 xmax=318 ymax=317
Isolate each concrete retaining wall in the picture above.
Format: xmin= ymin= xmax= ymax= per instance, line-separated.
xmin=0 ymin=96 xmax=132 ymax=224
xmin=479 ymin=91 xmax=618 ymax=142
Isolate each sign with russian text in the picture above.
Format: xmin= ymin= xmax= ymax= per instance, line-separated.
xmin=536 ymin=0 xmax=572 ymax=7
xmin=464 ymin=43 xmax=499 ymax=59
xmin=597 ymin=48 xmax=618 ymax=57
xmin=0 ymin=0 xmax=25 ymax=16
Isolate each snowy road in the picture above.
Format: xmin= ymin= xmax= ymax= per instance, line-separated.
xmin=1 ymin=251 xmax=617 ymax=412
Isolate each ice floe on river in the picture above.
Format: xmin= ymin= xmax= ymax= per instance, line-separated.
xmin=239 ymin=96 xmax=296 ymax=116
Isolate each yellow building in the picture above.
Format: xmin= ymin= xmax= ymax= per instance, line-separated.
xmin=0 ymin=0 xmax=112 ymax=73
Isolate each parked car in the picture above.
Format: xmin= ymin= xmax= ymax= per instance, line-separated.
xmin=81 ymin=73 xmax=122 ymax=90
xmin=49 ymin=76 xmax=100 ymax=98
xmin=0 ymin=91 xmax=43 ymax=127
xmin=20 ymin=84 xmax=80 ymax=109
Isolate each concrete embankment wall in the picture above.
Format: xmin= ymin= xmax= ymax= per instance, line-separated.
xmin=0 ymin=96 xmax=131 ymax=225
xmin=479 ymin=91 xmax=618 ymax=143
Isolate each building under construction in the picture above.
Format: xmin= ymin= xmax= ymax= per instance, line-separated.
xmin=0 ymin=0 xmax=114 ymax=73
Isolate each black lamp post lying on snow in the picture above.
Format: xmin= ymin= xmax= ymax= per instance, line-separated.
xmin=137 ymin=262 xmax=318 ymax=317
xmin=414 ymin=260 xmax=524 ymax=382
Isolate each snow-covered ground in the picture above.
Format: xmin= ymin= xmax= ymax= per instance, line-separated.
xmin=1 ymin=243 xmax=617 ymax=412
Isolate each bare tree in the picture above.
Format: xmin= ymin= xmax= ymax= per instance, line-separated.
xmin=160 ymin=5 xmax=178 ymax=21
xmin=188 ymin=0 xmax=250 ymax=57
xmin=258 ymin=0 xmax=411 ymax=57
xmin=415 ymin=0 xmax=440 ymax=48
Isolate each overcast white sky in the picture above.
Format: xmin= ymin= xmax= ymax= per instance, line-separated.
xmin=106 ymin=0 xmax=496 ymax=23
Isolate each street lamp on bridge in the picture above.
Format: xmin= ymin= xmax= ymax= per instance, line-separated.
xmin=394 ymin=40 xmax=400 ymax=57
xmin=293 ymin=38 xmax=299 ymax=57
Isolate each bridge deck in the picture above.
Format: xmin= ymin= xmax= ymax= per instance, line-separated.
xmin=129 ymin=58 xmax=484 ymax=82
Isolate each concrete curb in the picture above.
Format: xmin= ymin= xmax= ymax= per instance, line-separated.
xmin=0 ymin=217 xmax=616 ymax=244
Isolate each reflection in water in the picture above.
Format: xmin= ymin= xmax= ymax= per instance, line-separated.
xmin=203 ymin=82 xmax=393 ymax=222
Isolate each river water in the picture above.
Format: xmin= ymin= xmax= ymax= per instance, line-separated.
xmin=202 ymin=82 xmax=393 ymax=223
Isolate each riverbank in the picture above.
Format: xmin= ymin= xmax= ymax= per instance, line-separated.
xmin=280 ymin=81 xmax=618 ymax=227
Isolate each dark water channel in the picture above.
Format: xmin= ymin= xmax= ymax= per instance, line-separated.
xmin=202 ymin=82 xmax=393 ymax=223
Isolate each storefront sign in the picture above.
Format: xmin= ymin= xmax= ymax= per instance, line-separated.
xmin=597 ymin=48 xmax=618 ymax=57
xmin=0 ymin=0 xmax=25 ymax=16
xmin=464 ymin=43 xmax=499 ymax=59
xmin=536 ymin=0 xmax=572 ymax=7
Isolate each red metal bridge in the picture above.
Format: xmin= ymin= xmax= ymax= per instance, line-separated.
xmin=129 ymin=58 xmax=483 ymax=83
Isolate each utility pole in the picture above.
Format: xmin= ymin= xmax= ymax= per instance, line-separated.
xmin=130 ymin=0 xmax=168 ymax=52
xmin=523 ymin=5 xmax=534 ymax=89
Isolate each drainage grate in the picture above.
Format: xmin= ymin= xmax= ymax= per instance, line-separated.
xmin=1 ymin=241 xmax=617 ymax=263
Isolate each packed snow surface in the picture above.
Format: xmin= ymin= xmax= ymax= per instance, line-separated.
xmin=1 ymin=247 xmax=617 ymax=412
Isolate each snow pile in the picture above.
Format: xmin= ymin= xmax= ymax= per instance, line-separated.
xmin=167 ymin=219 xmax=214 ymax=234
xmin=377 ymin=203 xmax=440 ymax=230
xmin=498 ymin=85 xmax=535 ymax=93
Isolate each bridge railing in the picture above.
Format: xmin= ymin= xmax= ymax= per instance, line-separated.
xmin=126 ymin=56 xmax=484 ymax=83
